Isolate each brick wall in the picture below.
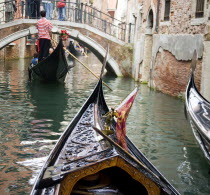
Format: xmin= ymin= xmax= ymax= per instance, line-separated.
xmin=159 ymin=0 xmax=206 ymax=34
xmin=0 ymin=44 xmax=35 ymax=60
xmin=153 ymin=50 xmax=202 ymax=97
xmin=74 ymin=28 xmax=133 ymax=76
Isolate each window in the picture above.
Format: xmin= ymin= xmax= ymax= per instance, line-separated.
xmin=164 ymin=0 xmax=171 ymax=21
xmin=195 ymin=0 xmax=205 ymax=18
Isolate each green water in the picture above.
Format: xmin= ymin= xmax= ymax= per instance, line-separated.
xmin=0 ymin=54 xmax=209 ymax=195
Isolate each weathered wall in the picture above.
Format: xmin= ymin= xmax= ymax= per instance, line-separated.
xmin=0 ymin=22 xmax=36 ymax=60
xmin=130 ymin=0 xmax=210 ymax=99
xmin=141 ymin=35 xmax=153 ymax=83
xmin=158 ymin=0 xmax=206 ymax=34
xmin=110 ymin=43 xmax=133 ymax=77
xmin=77 ymin=28 xmax=133 ymax=76
xmin=150 ymin=34 xmax=203 ymax=97
xmin=201 ymin=41 xmax=210 ymax=101
xmin=0 ymin=23 xmax=32 ymax=40
xmin=153 ymin=50 xmax=202 ymax=97
xmin=1 ymin=44 xmax=36 ymax=60
xmin=152 ymin=34 xmax=204 ymax=60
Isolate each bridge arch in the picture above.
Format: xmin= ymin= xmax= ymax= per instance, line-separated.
xmin=0 ymin=26 xmax=122 ymax=77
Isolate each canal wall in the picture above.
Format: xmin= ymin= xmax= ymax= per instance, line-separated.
xmin=151 ymin=34 xmax=203 ymax=97
xmin=0 ymin=41 xmax=35 ymax=60
xmin=127 ymin=0 xmax=210 ymax=100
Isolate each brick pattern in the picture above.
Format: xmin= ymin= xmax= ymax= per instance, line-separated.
xmin=5 ymin=45 xmax=20 ymax=60
xmin=159 ymin=0 xmax=206 ymax=34
xmin=75 ymin=28 xmax=133 ymax=76
xmin=153 ymin=50 xmax=201 ymax=97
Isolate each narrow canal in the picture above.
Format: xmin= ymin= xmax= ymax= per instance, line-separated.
xmin=0 ymin=53 xmax=209 ymax=195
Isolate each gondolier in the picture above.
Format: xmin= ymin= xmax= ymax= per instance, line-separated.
xmin=36 ymin=10 xmax=53 ymax=61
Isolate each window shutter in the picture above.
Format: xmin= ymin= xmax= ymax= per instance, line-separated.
xmin=164 ymin=0 xmax=171 ymax=21
xmin=196 ymin=0 xmax=204 ymax=18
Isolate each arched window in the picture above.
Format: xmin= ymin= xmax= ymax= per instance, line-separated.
xmin=195 ymin=0 xmax=205 ymax=18
xmin=148 ymin=10 xmax=154 ymax=29
xmin=164 ymin=0 xmax=171 ymax=21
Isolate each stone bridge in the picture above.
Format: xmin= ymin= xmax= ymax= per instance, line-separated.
xmin=0 ymin=19 xmax=125 ymax=76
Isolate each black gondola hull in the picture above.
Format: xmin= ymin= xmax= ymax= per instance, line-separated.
xmin=31 ymin=79 xmax=179 ymax=194
xmin=29 ymin=40 xmax=69 ymax=82
xmin=185 ymin=73 xmax=210 ymax=164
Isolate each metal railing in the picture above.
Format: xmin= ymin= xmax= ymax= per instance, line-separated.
xmin=0 ymin=0 xmax=128 ymax=41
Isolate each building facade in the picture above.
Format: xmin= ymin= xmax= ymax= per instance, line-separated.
xmin=88 ymin=0 xmax=210 ymax=100
xmin=1 ymin=0 xmax=210 ymax=100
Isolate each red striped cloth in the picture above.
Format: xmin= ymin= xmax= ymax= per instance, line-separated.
xmin=36 ymin=18 xmax=53 ymax=40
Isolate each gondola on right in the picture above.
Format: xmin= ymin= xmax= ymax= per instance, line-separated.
xmin=185 ymin=51 xmax=210 ymax=164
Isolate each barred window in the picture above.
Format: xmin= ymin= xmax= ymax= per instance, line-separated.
xmin=196 ymin=0 xmax=204 ymax=18
xmin=164 ymin=0 xmax=171 ymax=21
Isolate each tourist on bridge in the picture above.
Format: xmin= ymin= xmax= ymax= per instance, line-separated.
xmin=36 ymin=10 xmax=53 ymax=61
xmin=5 ymin=0 xmax=17 ymax=22
xmin=25 ymin=0 xmax=30 ymax=18
xmin=31 ymin=0 xmax=40 ymax=19
xmin=42 ymin=0 xmax=53 ymax=20
xmin=57 ymin=0 xmax=66 ymax=21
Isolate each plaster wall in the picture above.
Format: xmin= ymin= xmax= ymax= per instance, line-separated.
xmin=150 ymin=34 xmax=204 ymax=97
xmin=132 ymin=35 xmax=144 ymax=81
xmin=201 ymin=41 xmax=210 ymax=101
xmin=141 ymin=34 xmax=153 ymax=83
xmin=114 ymin=0 xmax=128 ymax=23
xmin=152 ymin=34 xmax=204 ymax=61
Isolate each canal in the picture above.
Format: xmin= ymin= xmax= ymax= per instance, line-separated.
xmin=0 ymin=53 xmax=209 ymax=195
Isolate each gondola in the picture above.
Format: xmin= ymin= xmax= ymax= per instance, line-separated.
xmin=67 ymin=41 xmax=84 ymax=60
xmin=29 ymin=40 xmax=70 ymax=82
xmin=31 ymin=60 xmax=179 ymax=195
xmin=185 ymin=51 xmax=210 ymax=164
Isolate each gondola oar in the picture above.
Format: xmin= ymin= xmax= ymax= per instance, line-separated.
xmin=91 ymin=125 xmax=159 ymax=179
xmin=52 ymin=39 xmax=113 ymax=91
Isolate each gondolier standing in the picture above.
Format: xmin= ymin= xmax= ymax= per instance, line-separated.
xmin=36 ymin=10 xmax=53 ymax=61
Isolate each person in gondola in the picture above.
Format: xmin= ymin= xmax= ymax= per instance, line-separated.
xmin=36 ymin=10 xmax=53 ymax=62
xmin=31 ymin=53 xmax=38 ymax=66
xmin=49 ymin=47 xmax=54 ymax=55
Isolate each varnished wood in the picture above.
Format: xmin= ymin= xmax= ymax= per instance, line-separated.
xmin=59 ymin=156 xmax=160 ymax=195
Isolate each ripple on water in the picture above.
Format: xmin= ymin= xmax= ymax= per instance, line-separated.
xmin=0 ymin=56 xmax=210 ymax=194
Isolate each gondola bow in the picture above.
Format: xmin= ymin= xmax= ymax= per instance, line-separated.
xmin=31 ymin=71 xmax=179 ymax=194
xmin=29 ymin=40 xmax=70 ymax=82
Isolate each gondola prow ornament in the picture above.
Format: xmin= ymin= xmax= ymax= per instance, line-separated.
xmin=102 ymin=107 xmax=118 ymax=135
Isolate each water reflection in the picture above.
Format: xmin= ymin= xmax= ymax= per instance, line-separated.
xmin=0 ymin=54 xmax=210 ymax=195
xmin=29 ymin=83 xmax=68 ymax=139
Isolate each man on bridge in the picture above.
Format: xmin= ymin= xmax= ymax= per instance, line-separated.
xmin=36 ymin=10 xmax=53 ymax=61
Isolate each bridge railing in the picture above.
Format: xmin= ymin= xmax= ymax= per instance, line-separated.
xmin=0 ymin=1 xmax=129 ymax=42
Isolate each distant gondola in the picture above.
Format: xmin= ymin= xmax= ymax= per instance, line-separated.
xmin=67 ymin=40 xmax=84 ymax=60
xmin=185 ymin=51 xmax=210 ymax=164
xmin=31 ymin=72 xmax=179 ymax=194
xmin=29 ymin=40 xmax=70 ymax=82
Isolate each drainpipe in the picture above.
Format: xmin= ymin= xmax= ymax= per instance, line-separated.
xmin=156 ymin=0 xmax=160 ymax=32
